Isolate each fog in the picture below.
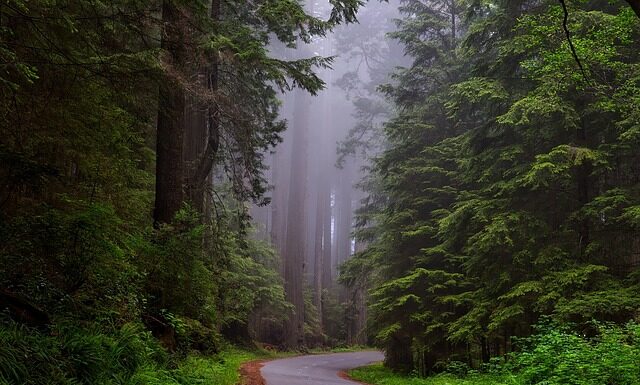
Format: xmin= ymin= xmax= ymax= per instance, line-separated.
xmin=250 ymin=0 xmax=407 ymax=346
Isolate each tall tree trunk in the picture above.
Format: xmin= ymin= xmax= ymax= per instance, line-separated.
xmin=577 ymin=108 xmax=591 ymax=259
xmin=322 ymin=184 xmax=333 ymax=290
xmin=186 ymin=0 xmax=220 ymax=211
xmin=335 ymin=161 xmax=354 ymax=274
xmin=270 ymin=102 xmax=292 ymax=275
xmin=283 ymin=88 xmax=309 ymax=348
xmin=270 ymin=151 xmax=285 ymax=261
xmin=183 ymin=79 xmax=208 ymax=212
xmin=154 ymin=0 xmax=186 ymax=225
xmin=450 ymin=0 xmax=456 ymax=48
xmin=313 ymin=172 xmax=327 ymax=327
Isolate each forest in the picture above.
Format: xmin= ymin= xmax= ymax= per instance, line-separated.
xmin=1 ymin=0 xmax=639 ymax=384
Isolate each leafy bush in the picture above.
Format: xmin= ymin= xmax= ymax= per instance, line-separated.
xmin=175 ymin=316 xmax=221 ymax=353
xmin=0 ymin=203 xmax=144 ymax=324
xmin=349 ymin=363 xmax=510 ymax=385
xmin=0 ymin=320 xmax=164 ymax=385
xmin=506 ymin=322 xmax=640 ymax=385
xmin=141 ymin=207 xmax=217 ymax=327
xmin=0 ymin=320 xmax=265 ymax=385
xmin=443 ymin=361 xmax=471 ymax=377
xmin=349 ymin=322 xmax=640 ymax=385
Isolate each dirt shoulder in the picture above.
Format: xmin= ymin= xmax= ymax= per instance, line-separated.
xmin=239 ymin=359 xmax=267 ymax=385
xmin=338 ymin=369 xmax=371 ymax=385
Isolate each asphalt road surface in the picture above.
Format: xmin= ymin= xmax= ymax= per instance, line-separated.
xmin=261 ymin=350 xmax=384 ymax=385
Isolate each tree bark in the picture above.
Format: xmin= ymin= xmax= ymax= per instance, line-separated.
xmin=154 ymin=0 xmax=186 ymax=225
xmin=183 ymin=79 xmax=208 ymax=212
xmin=313 ymin=193 xmax=324 ymax=300
xmin=335 ymin=161 xmax=354 ymax=273
xmin=314 ymin=170 xmax=331 ymax=330
xmin=186 ymin=0 xmax=221 ymax=212
xmin=283 ymin=87 xmax=309 ymax=348
xmin=322 ymin=183 xmax=333 ymax=290
xmin=450 ymin=0 xmax=456 ymax=49
xmin=270 ymin=99 xmax=292 ymax=274
xmin=576 ymin=116 xmax=591 ymax=259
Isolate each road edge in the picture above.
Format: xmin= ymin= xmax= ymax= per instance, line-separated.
xmin=239 ymin=359 xmax=267 ymax=385
xmin=244 ymin=351 xmax=382 ymax=385
xmin=338 ymin=369 xmax=374 ymax=385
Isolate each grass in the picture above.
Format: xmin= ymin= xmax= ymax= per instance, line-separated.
xmin=127 ymin=346 xmax=294 ymax=385
xmin=0 ymin=320 xmax=292 ymax=385
xmin=348 ymin=364 xmax=517 ymax=385
xmin=169 ymin=349 xmax=263 ymax=385
xmin=309 ymin=344 xmax=374 ymax=354
xmin=347 ymin=322 xmax=640 ymax=385
xmin=173 ymin=345 xmax=307 ymax=385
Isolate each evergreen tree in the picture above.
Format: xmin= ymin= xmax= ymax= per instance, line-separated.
xmin=347 ymin=0 xmax=640 ymax=374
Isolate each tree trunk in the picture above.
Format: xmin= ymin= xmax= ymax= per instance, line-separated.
xmin=183 ymin=78 xmax=208 ymax=212
xmin=270 ymin=104 xmax=292 ymax=274
xmin=481 ymin=336 xmax=490 ymax=363
xmin=576 ymin=114 xmax=591 ymax=259
xmin=283 ymin=88 xmax=309 ymax=348
xmin=154 ymin=0 xmax=186 ymax=225
xmin=313 ymin=183 xmax=325 ymax=324
xmin=386 ymin=335 xmax=414 ymax=373
xmin=186 ymin=0 xmax=220 ymax=211
xmin=450 ymin=0 xmax=456 ymax=48
xmin=335 ymin=161 xmax=354 ymax=275
xmin=322 ymin=183 xmax=333 ymax=290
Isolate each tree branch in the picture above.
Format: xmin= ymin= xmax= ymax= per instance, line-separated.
xmin=558 ymin=0 xmax=591 ymax=84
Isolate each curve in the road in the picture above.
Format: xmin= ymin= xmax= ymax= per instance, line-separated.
xmin=261 ymin=350 xmax=384 ymax=385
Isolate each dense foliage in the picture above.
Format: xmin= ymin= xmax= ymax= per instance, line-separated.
xmin=342 ymin=0 xmax=640 ymax=375
xmin=0 ymin=0 xmax=365 ymax=382
xmin=0 ymin=321 xmax=271 ymax=385
xmin=348 ymin=322 xmax=640 ymax=385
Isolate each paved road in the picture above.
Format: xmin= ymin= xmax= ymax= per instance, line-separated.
xmin=261 ymin=351 xmax=384 ymax=385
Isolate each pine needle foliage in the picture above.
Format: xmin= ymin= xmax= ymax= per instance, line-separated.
xmin=342 ymin=0 xmax=640 ymax=375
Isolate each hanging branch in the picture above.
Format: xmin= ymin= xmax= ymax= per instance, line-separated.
xmin=558 ymin=0 xmax=591 ymax=84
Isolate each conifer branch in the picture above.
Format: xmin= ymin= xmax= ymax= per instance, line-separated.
xmin=558 ymin=0 xmax=591 ymax=85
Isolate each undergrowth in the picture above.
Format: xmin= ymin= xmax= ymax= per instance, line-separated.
xmin=349 ymin=322 xmax=640 ymax=385
xmin=349 ymin=364 xmax=512 ymax=385
xmin=0 ymin=320 xmax=267 ymax=385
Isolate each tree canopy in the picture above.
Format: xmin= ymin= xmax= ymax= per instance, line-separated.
xmin=342 ymin=0 xmax=640 ymax=374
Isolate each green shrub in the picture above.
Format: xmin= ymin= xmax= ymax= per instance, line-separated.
xmin=0 ymin=321 xmax=165 ymax=385
xmin=0 ymin=204 xmax=144 ymax=324
xmin=0 ymin=319 xmax=267 ymax=385
xmin=175 ymin=317 xmax=221 ymax=353
xmin=350 ymin=322 xmax=640 ymax=385
xmin=506 ymin=322 xmax=640 ymax=385
xmin=349 ymin=363 xmax=512 ymax=385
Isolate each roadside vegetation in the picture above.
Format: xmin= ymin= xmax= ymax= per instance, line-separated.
xmin=350 ymin=365 xmax=507 ymax=385
xmin=350 ymin=322 xmax=640 ymax=385
xmin=0 ymin=319 xmax=283 ymax=385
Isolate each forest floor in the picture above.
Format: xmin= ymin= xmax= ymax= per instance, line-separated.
xmin=348 ymin=363 xmax=516 ymax=385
